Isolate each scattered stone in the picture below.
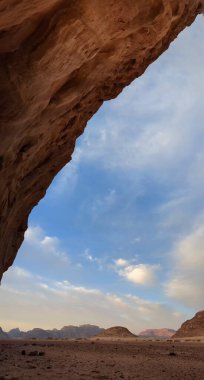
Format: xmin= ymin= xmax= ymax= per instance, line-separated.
xmin=28 ymin=351 xmax=38 ymax=356
xmin=21 ymin=350 xmax=26 ymax=355
xmin=169 ymin=352 xmax=177 ymax=356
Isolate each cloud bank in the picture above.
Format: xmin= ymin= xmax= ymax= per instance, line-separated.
xmin=1 ymin=265 xmax=186 ymax=333
xmin=166 ymin=225 xmax=204 ymax=309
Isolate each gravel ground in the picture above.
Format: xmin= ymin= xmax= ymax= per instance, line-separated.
xmin=0 ymin=339 xmax=204 ymax=379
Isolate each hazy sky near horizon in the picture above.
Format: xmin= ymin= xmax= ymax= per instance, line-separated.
xmin=1 ymin=16 xmax=204 ymax=334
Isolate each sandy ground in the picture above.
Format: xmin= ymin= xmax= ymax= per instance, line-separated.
xmin=0 ymin=339 xmax=204 ymax=379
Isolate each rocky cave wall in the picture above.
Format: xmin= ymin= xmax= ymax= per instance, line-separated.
xmin=0 ymin=0 xmax=202 ymax=279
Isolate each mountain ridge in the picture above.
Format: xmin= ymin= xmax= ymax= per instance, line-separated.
xmin=1 ymin=324 xmax=104 ymax=340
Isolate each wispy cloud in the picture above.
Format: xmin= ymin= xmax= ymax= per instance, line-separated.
xmin=69 ymin=18 xmax=204 ymax=182
xmin=54 ymin=16 xmax=204 ymax=207
xmin=91 ymin=189 xmax=117 ymax=220
xmin=24 ymin=226 xmax=69 ymax=264
xmin=83 ymin=248 xmax=103 ymax=268
xmin=1 ymin=266 xmax=187 ymax=333
xmin=166 ymin=224 xmax=204 ymax=309
xmin=16 ymin=226 xmax=72 ymax=279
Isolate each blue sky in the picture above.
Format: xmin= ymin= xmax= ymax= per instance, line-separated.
xmin=1 ymin=16 xmax=204 ymax=333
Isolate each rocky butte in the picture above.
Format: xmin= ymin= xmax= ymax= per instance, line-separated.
xmin=0 ymin=1 xmax=203 ymax=279
xmin=97 ymin=326 xmax=136 ymax=338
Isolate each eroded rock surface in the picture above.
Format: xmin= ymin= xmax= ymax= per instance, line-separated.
xmin=173 ymin=311 xmax=204 ymax=338
xmin=0 ymin=1 xmax=202 ymax=279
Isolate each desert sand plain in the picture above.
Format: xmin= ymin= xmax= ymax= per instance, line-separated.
xmin=0 ymin=338 xmax=204 ymax=380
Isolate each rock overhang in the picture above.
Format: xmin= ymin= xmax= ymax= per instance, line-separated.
xmin=0 ymin=0 xmax=202 ymax=279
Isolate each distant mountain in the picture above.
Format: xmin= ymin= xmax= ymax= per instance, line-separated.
xmin=8 ymin=328 xmax=22 ymax=338
xmin=7 ymin=324 xmax=104 ymax=340
xmin=138 ymin=328 xmax=176 ymax=339
xmin=60 ymin=324 xmax=104 ymax=339
xmin=0 ymin=327 xmax=9 ymax=340
xmin=173 ymin=311 xmax=204 ymax=338
xmin=97 ymin=326 xmax=137 ymax=338
xmin=23 ymin=328 xmax=54 ymax=340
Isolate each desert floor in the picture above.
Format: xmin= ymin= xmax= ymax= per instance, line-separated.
xmin=0 ymin=339 xmax=204 ymax=379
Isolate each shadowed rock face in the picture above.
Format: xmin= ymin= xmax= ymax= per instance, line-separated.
xmin=173 ymin=311 xmax=204 ymax=338
xmin=0 ymin=327 xmax=9 ymax=340
xmin=0 ymin=1 xmax=202 ymax=279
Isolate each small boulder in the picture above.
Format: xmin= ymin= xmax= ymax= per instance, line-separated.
xmin=28 ymin=351 xmax=38 ymax=356
xmin=38 ymin=352 xmax=45 ymax=356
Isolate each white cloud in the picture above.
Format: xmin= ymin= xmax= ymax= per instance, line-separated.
xmin=0 ymin=265 xmax=187 ymax=333
xmin=24 ymin=226 xmax=69 ymax=263
xmin=115 ymin=258 xmax=129 ymax=267
xmin=41 ymin=236 xmax=68 ymax=263
xmin=113 ymin=258 xmax=160 ymax=287
xmin=119 ymin=263 xmax=160 ymax=286
xmin=10 ymin=266 xmax=32 ymax=279
xmin=166 ymin=224 xmax=204 ymax=309
xmin=84 ymin=249 xmax=94 ymax=262
xmin=83 ymin=249 xmax=103 ymax=269
xmin=18 ymin=226 xmax=70 ymax=277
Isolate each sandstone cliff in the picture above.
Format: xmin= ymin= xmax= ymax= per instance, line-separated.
xmin=0 ymin=1 xmax=202 ymax=278
xmin=173 ymin=311 xmax=204 ymax=338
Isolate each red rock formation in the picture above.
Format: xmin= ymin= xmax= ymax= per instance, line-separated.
xmin=0 ymin=1 xmax=202 ymax=279
xmin=139 ymin=328 xmax=176 ymax=339
xmin=173 ymin=311 xmax=204 ymax=338
xmin=97 ymin=326 xmax=136 ymax=338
